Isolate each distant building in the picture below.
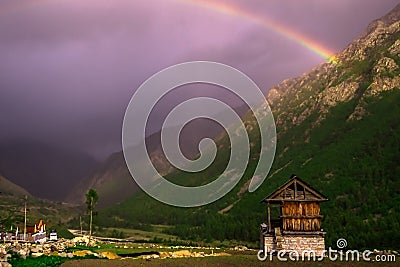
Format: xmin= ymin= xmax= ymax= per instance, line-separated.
xmin=17 ymin=219 xmax=47 ymax=243
xmin=260 ymin=175 xmax=328 ymax=256
xmin=49 ymin=229 xmax=58 ymax=241
xmin=31 ymin=219 xmax=47 ymax=243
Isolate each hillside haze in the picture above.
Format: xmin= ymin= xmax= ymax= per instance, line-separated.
xmin=96 ymin=4 xmax=400 ymax=250
xmin=0 ymin=174 xmax=31 ymax=197
xmin=0 ymin=139 xmax=98 ymax=200
xmin=67 ymin=105 xmax=249 ymax=206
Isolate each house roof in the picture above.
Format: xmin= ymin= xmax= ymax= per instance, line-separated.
xmin=261 ymin=174 xmax=328 ymax=203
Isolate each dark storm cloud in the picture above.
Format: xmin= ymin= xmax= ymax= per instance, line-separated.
xmin=0 ymin=0 xmax=398 ymax=159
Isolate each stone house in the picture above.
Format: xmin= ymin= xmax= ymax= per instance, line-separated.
xmin=260 ymin=174 xmax=328 ymax=256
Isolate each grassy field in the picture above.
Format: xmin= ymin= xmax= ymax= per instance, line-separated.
xmin=60 ymin=256 xmax=398 ymax=267
xmin=91 ymin=225 xmax=258 ymax=248
xmin=70 ymin=225 xmax=181 ymax=243
xmin=92 ymin=244 xmax=217 ymax=255
xmin=105 ymin=225 xmax=178 ymax=241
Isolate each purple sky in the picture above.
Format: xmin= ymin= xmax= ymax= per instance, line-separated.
xmin=0 ymin=0 xmax=398 ymax=159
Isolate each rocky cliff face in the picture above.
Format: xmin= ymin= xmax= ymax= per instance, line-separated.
xmin=266 ymin=3 xmax=400 ymax=134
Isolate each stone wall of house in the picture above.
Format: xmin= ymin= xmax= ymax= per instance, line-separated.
xmin=263 ymin=235 xmax=276 ymax=252
xmin=281 ymin=235 xmax=325 ymax=256
xmin=263 ymin=234 xmax=325 ymax=256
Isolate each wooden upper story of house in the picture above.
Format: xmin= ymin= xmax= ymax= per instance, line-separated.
xmin=261 ymin=174 xmax=328 ymax=234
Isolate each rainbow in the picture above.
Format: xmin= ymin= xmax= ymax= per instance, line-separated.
xmin=1 ymin=0 xmax=337 ymax=63
xmin=175 ymin=0 xmax=337 ymax=63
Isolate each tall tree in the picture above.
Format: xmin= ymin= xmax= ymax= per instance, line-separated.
xmin=86 ymin=188 xmax=98 ymax=238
